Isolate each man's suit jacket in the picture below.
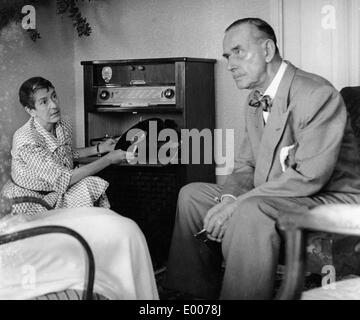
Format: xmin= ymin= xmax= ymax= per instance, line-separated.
xmin=221 ymin=62 xmax=360 ymax=204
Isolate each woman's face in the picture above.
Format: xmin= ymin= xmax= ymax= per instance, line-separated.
xmin=26 ymin=87 xmax=61 ymax=132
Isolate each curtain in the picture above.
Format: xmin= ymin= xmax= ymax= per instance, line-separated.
xmin=281 ymin=0 xmax=360 ymax=90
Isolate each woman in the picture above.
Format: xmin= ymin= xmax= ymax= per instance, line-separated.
xmin=0 ymin=77 xmax=158 ymax=299
xmin=2 ymin=76 xmax=133 ymax=215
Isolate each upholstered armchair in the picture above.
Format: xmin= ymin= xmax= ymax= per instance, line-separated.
xmin=276 ymin=204 xmax=360 ymax=299
xmin=275 ymin=87 xmax=360 ymax=299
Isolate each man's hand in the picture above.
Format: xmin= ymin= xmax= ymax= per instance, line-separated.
xmin=203 ymin=197 xmax=238 ymax=242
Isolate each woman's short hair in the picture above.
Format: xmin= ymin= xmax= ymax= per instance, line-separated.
xmin=19 ymin=77 xmax=54 ymax=110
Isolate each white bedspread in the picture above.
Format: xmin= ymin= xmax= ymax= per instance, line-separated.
xmin=0 ymin=207 xmax=159 ymax=300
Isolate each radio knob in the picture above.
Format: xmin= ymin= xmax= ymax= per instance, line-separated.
xmin=99 ymin=90 xmax=110 ymax=100
xmin=163 ymin=88 xmax=175 ymax=99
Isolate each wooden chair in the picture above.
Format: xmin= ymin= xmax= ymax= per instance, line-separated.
xmin=275 ymin=204 xmax=360 ymax=299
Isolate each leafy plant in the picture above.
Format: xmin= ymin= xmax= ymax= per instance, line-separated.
xmin=0 ymin=0 xmax=92 ymax=42
xmin=57 ymin=0 xmax=92 ymax=37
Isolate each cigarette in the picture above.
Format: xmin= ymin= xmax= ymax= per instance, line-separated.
xmin=195 ymin=228 xmax=207 ymax=235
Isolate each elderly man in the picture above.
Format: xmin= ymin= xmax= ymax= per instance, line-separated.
xmin=165 ymin=18 xmax=360 ymax=299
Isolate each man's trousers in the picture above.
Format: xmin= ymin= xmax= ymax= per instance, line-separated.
xmin=164 ymin=182 xmax=349 ymax=299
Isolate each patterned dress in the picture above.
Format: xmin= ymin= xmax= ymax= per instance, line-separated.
xmin=1 ymin=116 xmax=110 ymax=215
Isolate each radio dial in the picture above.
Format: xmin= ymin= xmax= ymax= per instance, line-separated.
xmin=99 ymin=90 xmax=110 ymax=100
xmin=163 ymin=88 xmax=175 ymax=99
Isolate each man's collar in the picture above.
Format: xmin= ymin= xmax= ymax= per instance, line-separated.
xmin=263 ymin=60 xmax=288 ymax=100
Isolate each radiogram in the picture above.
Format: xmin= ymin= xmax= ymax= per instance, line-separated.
xmin=80 ymin=57 xmax=216 ymax=268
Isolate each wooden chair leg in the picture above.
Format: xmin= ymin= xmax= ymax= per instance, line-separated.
xmin=275 ymin=228 xmax=306 ymax=300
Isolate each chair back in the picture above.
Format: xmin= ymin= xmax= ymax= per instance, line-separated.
xmin=340 ymin=87 xmax=360 ymax=153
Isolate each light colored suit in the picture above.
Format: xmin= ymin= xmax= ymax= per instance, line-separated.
xmin=165 ymin=62 xmax=360 ymax=299
xmin=221 ymin=62 xmax=360 ymax=201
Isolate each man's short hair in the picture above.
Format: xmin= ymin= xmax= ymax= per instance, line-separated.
xmin=19 ymin=77 xmax=54 ymax=110
xmin=225 ymin=17 xmax=279 ymax=53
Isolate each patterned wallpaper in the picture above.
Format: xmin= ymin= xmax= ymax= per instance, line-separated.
xmin=0 ymin=24 xmax=23 ymax=216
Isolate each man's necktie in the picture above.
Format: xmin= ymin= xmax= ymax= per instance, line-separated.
xmin=249 ymin=90 xmax=272 ymax=112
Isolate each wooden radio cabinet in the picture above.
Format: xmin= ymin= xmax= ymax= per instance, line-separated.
xmin=81 ymin=57 xmax=216 ymax=268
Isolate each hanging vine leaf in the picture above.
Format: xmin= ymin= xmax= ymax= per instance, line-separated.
xmin=57 ymin=0 xmax=92 ymax=37
xmin=27 ymin=28 xmax=41 ymax=42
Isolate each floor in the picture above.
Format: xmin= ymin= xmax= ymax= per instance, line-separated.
xmin=155 ymin=266 xmax=323 ymax=300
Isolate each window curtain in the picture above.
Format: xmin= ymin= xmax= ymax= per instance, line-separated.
xmin=279 ymin=0 xmax=360 ymax=90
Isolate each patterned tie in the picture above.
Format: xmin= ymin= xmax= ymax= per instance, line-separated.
xmin=249 ymin=90 xmax=272 ymax=112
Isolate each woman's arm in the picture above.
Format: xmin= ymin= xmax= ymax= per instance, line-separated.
xmin=70 ymin=149 xmax=132 ymax=186
xmin=13 ymin=138 xmax=131 ymax=192
xmin=75 ymin=138 xmax=117 ymax=158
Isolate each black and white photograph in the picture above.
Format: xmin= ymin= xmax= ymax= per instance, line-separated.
xmin=1 ymin=0 xmax=360 ymax=309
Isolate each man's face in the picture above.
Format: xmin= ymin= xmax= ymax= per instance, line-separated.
xmin=28 ymin=87 xmax=61 ymax=130
xmin=223 ymin=24 xmax=268 ymax=90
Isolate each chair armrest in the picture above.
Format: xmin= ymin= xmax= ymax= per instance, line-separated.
xmin=278 ymin=204 xmax=360 ymax=236
xmin=0 ymin=225 xmax=95 ymax=300
xmin=275 ymin=204 xmax=360 ymax=300
xmin=9 ymin=196 xmax=53 ymax=210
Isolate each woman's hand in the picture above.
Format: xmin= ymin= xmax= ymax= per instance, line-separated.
xmin=71 ymin=148 xmax=135 ymax=186
xmin=99 ymin=137 xmax=118 ymax=154
xmin=106 ymin=149 xmax=135 ymax=164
